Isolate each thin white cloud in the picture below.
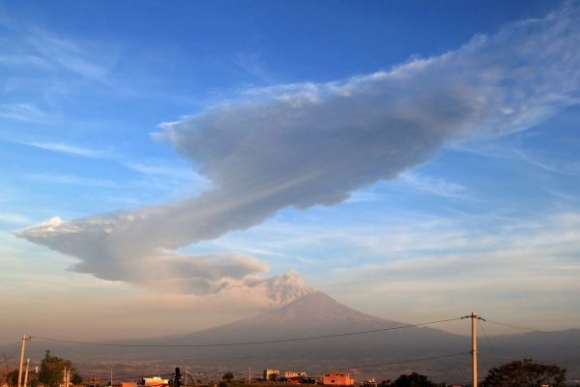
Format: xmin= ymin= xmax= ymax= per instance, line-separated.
xmin=0 ymin=14 xmax=118 ymax=124
xmin=344 ymin=189 xmax=385 ymax=204
xmin=0 ymin=53 xmax=49 ymax=68
xmin=0 ymin=103 xmax=57 ymax=123
xmin=0 ymin=212 xmax=32 ymax=225
xmin=398 ymin=171 xmax=467 ymax=198
xmin=512 ymin=147 xmax=580 ymax=177
xmin=15 ymin=2 xmax=580 ymax=301
xmin=25 ymin=173 xmax=117 ymax=187
xmin=234 ymin=52 xmax=277 ymax=84
xmin=123 ymin=160 xmax=214 ymax=191
xmin=22 ymin=141 xmax=109 ymax=158
xmin=318 ymin=210 xmax=580 ymax=333
xmin=23 ymin=28 xmax=113 ymax=80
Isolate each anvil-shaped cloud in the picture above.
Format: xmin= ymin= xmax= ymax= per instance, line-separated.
xmin=16 ymin=2 xmax=580 ymax=300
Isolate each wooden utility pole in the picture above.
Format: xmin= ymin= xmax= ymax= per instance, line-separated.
xmin=17 ymin=335 xmax=31 ymax=387
xmin=462 ymin=312 xmax=485 ymax=387
xmin=471 ymin=312 xmax=478 ymax=387
xmin=23 ymin=359 xmax=30 ymax=387
xmin=63 ymin=366 xmax=70 ymax=387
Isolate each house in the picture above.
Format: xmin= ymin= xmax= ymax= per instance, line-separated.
xmin=284 ymin=371 xmax=307 ymax=384
xmin=263 ymin=369 xmax=280 ymax=381
xmin=141 ymin=377 xmax=169 ymax=387
xmin=362 ymin=378 xmax=377 ymax=387
xmin=322 ymin=373 xmax=354 ymax=386
xmin=284 ymin=371 xmax=307 ymax=379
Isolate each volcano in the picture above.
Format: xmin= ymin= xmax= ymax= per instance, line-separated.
xmin=104 ymin=292 xmax=473 ymax=381
xmin=11 ymin=292 xmax=580 ymax=384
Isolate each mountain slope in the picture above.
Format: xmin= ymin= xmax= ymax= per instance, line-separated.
xmin=128 ymin=291 xmax=471 ymax=380
xmin=143 ymin=293 xmax=580 ymax=382
xmin=10 ymin=292 xmax=580 ymax=383
xmin=143 ymin=291 xmax=462 ymax=346
xmin=179 ymin=291 xmax=411 ymax=341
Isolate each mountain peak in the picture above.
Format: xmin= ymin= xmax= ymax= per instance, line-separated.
xmin=257 ymin=291 xmax=403 ymax=329
xmin=266 ymin=291 xmax=356 ymax=318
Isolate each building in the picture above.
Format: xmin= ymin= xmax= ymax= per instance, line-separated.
xmin=361 ymin=378 xmax=377 ymax=387
xmin=322 ymin=373 xmax=354 ymax=386
xmin=263 ymin=369 xmax=280 ymax=381
xmin=284 ymin=371 xmax=307 ymax=379
xmin=141 ymin=377 xmax=169 ymax=387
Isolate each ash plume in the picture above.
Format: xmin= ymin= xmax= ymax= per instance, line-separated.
xmin=16 ymin=2 xmax=580 ymax=299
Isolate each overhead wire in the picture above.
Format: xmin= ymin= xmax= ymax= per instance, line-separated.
xmin=23 ymin=315 xmax=564 ymax=382
xmin=26 ymin=316 xmax=471 ymax=381
xmin=483 ymin=319 xmax=544 ymax=333
xmin=31 ymin=317 xmax=464 ymax=348
xmin=2 ymin=345 xmax=21 ymax=361
xmin=477 ymin=319 xmax=502 ymax=364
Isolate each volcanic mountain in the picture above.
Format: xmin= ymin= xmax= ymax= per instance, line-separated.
xmin=103 ymin=292 xmax=473 ymax=381
xmin=167 ymin=290 xmax=416 ymax=342
xmin=11 ymin=292 xmax=580 ymax=383
xmin=129 ymin=292 xmax=580 ymax=382
xmin=137 ymin=291 xmax=464 ymax=346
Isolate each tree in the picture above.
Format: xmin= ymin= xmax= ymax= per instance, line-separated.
xmin=6 ymin=369 xmax=19 ymax=387
xmin=391 ymin=372 xmax=437 ymax=387
xmin=481 ymin=358 xmax=566 ymax=387
xmin=221 ymin=372 xmax=234 ymax=382
xmin=71 ymin=373 xmax=83 ymax=385
xmin=38 ymin=350 xmax=82 ymax=387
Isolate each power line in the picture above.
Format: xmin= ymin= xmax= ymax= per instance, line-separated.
xmin=483 ymin=319 xmax=543 ymax=332
xmin=476 ymin=319 xmax=501 ymax=364
xmin=32 ymin=317 xmax=463 ymax=348
xmin=2 ymin=345 xmax=22 ymax=363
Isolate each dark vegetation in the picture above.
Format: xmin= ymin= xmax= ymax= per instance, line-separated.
xmin=3 ymin=350 xmax=82 ymax=387
xmin=480 ymin=358 xmax=566 ymax=387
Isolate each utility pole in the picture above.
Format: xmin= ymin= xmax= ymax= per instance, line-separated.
xmin=174 ymin=367 xmax=181 ymax=387
xmin=471 ymin=312 xmax=478 ymax=387
xmin=3 ymin=356 xmax=10 ymax=382
xmin=17 ymin=335 xmax=31 ymax=387
xmin=23 ymin=359 xmax=30 ymax=387
xmin=63 ymin=366 xmax=70 ymax=387
xmin=462 ymin=312 xmax=485 ymax=387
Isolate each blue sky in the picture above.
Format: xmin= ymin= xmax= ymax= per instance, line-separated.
xmin=1 ymin=0 xmax=580 ymax=343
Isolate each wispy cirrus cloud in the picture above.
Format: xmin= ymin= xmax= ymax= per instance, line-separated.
xmin=0 ymin=15 xmax=118 ymax=130
xmin=16 ymin=2 xmax=580 ymax=302
xmin=123 ymin=160 xmax=212 ymax=189
xmin=21 ymin=141 xmax=110 ymax=158
xmin=321 ymin=210 xmax=580 ymax=332
xmin=25 ymin=173 xmax=117 ymax=188
xmin=512 ymin=147 xmax=580 ymax=177
xmin=0 ymin=18 xmax=115 ymax=81
xmin=0 ymin=103 xmax=58 ymax=124
xmin=398 ymin=172 xmax=467 ymax=198
xmin=25 ymin=31 xmax=112 ymax=80
xmin=0 ymin=212 xmax=31 ymax=225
